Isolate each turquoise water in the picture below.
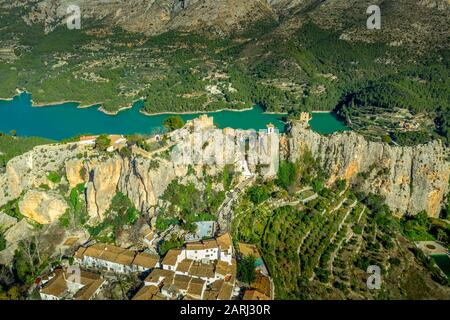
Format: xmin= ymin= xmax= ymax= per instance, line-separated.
xmin=0 ymin=93 xmax=348 ymax=140
xmin=309 ymin=112 xmax=350 ymax=134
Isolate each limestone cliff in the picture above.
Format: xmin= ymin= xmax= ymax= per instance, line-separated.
xmin=66 ymin=155 xmax=190 ymax=222
xmin=287 ymin=123 xmax=450 ymax=217
xmin=0 ymin=120 xmax=448 ymax=225
xmin=19 ymin=190 xmax=69 ymax=224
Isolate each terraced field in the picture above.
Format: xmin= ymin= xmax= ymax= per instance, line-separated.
xmin=232 ymin=181 xmax=450 ymax=300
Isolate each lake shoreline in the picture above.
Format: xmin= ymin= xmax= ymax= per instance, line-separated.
xmin=2 ymin=91 xmax=286 ymax=117
xmin=139 ymin=106 xmax=257 ymax=117
xmin=0 ymin=91 xmax=350 ymax=140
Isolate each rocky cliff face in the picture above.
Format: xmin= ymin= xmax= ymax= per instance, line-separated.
xmin=1 ymin=121 xmax=278 ymax=225
xmin=19 ymin=190 xmax=69 ymax=224
xmin=14 ymin=0 xmax=274 ymax=35
xmin=0 ymin=121 xmax=448 ymax=226
xmin=287 ymin=123 xmax=450 ymax=217
xmin=66 ymin=155 xmax=190 ymax=222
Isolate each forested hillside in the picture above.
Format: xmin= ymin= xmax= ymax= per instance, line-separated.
xmin=0 ymin=1 xmax=448 ymax=145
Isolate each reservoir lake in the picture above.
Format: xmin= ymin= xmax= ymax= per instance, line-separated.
xmin=0 ymin=93 xmax=349 ymax=140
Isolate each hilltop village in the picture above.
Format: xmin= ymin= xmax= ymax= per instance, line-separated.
xmin=37 ymin=233 xmax=272 ymax=301
xmin=0 ymin=112 xmax=449 ymax=300
xmin=29 ymin=115 xmax=279 ymax=300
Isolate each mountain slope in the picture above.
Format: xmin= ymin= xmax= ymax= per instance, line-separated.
xmin=0 ymin=0 xmax=448 ymax=146
xmin=3 ymin=0 xmax=449 ymax=50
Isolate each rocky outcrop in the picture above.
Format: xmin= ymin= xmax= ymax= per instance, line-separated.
xmin=0 ymin=212 xmax=17 ymax=230
xmin=0 ymin=143 xmax=85 ymax=207
xmin=1 ymin=117 xmax=448 ymax=224
xmin=18 ymin=0 xmax=274 ymax=36
xmin=19 ymin=190 xmax=69 ymax=224
xmin=287 ymin=124 xmax=450 ymax=217
xmin=0 ymin=219 xmax=35 ymax=264
xmin=0 ymin=119 xmax=276 ymax=224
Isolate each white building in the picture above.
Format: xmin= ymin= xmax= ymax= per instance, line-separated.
xmin=161 ymin=233 xmax=233 ymax=272
xmin=75 ymin=244 xmax=160 ymax=274
xmin=217 ymin=233 xmax=233 ymax=264
xmin=40 ymin=268 xmax=105 ymax=300
xmin=135 ymin=233 xmax=236 ymax=300
xmin=184 ymin=239 xmax=219 ymax=263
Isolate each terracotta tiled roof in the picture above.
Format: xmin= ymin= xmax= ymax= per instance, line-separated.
xmin=176 ymin=259 xmax=193 ymax=273
xmin=82 ymin=244 xmax=136 ymax=266
xmin=73 ymin=278 xmax=104 ymax=300
xmin=217 ymin=282 xmax=233 ymax=300
xmin=162 ymin=249 xmax=182 ymax=266
xmin=186 ymin=278 xmax=205 ymax=299
xmin=188 ymin=263 xmax=215 ymax=278
xmin=243 ymin=289 xmax=270 ymax=300
xmin=186 ymin=239 xmax=218 ymax=250
xmin=173 ymin=274 xmax=192 ymax=291
xmin=144 ymin=269 xmax=174 ymax=284
xmin=251 ymin=271 xmax=271 ymax=298
xmin=132 ymin=252 xmax=160 ymax=269
xmin=132 ymin=285 xmax=160 ymax=300
xmin=64 ymin=269 xmax=101 ymax=286
xmin=151 ymin=293 xmax=168 ymax=300
xmin=74 ymin=247 xmax=86 ymax=260
xmin=215 ymin=259 xmax=237 ymax=280
xmin=203 ymin=290 xmax=219 ymax=300
xmin=217 ymin=233 xmax=232 ymax=251
xmin=40 ymin=270 xmax=67 ymax=298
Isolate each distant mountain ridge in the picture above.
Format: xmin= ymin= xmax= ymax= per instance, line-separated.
xmin=3 ymin=0 xmax=449 ymax=49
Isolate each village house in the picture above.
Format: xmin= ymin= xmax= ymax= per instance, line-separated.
xmin=134 ymin=233 xmax=237 ymax=300
xmin=77 ymin=134 xmax=127 ymax=151
xmin=137 ymin=263 xmax=236 ymax=300
xmin=74 ymin=244 xmax=160 ymax=274
xmin=162 ymin=233 xmax=233 ymax=271
xmin=185 ymin=239 xmax=219 ymax=263
xmin=106 ymin=134 xmax=127 ymax=152
xmin=132 ymin=285 xmax=167 ymax=300
xmin=161 ymin=248 xmax=184 ymax=272
xmin=78 ymin=135 xmax=97 ymax=146
xmin=217 ymin=233 xmax=233 ymax=264
xmin=136 ymin=269 xmax=209 ymax=300
xmin=40 ymin=268 xmax=105 ymax=300
xmin=243 ymin=289 xmax=271 ymax=300
xmin=144 ymin=268 xmax=175 ymax=287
